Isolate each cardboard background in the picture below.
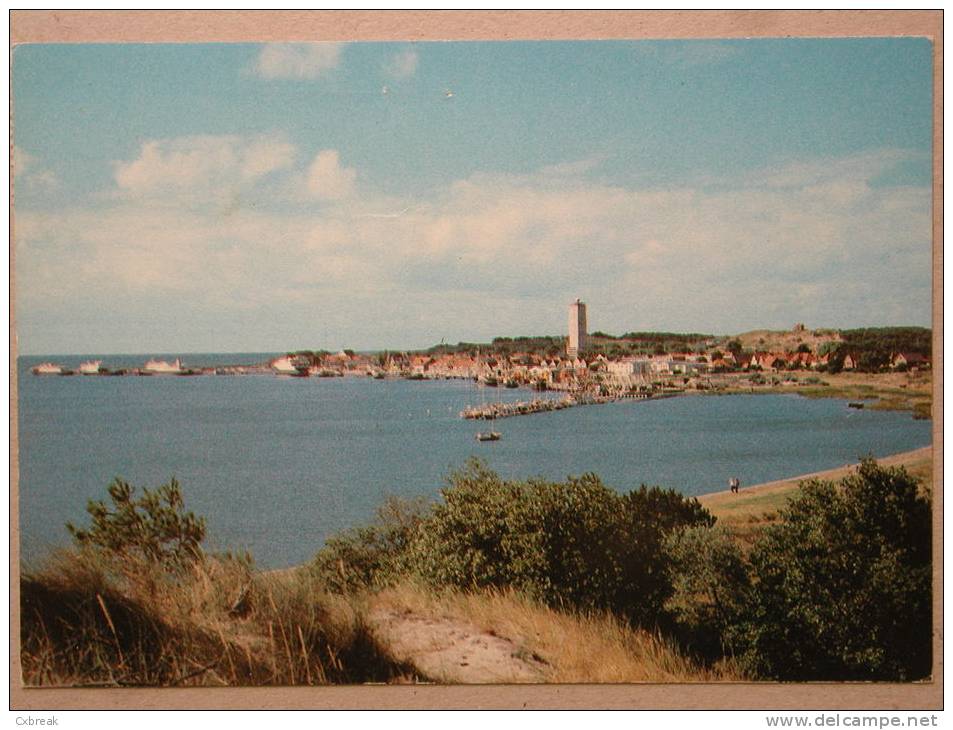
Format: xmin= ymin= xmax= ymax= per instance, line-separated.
xmin=9 ymin=10 xmax=943 ymax=710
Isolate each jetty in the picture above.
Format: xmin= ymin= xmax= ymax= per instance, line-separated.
xmin=459 ymin=389 xmax=667 ymax=421
xmin=460 ymin=397 xmax=572 ymax=420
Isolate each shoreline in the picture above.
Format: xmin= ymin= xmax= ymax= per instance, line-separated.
xmin=698 ymin=446 xmax=933 ymax=506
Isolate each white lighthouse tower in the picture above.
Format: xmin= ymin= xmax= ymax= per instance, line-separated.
xmin=567 ymin=299 xmax=588 ymax=358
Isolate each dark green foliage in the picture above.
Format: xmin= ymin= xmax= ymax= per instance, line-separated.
xmin=422 ymin=336 xmax=566 ymax=358
xmin=621 ymin=332 xmax=714 ymax=345
xmin=833 ymin=327 xmax=932 ymax=372
xmin=311 ymin=497 xmax=428 ymax=593
xmin=67 ymin=477 xmax=206 ymax=573
xmin=614 ymin=486 xmax=716 ymax=626
xmin=664 ymin=525 xmax=751 ymax=658
xmin=739 ymin=459 xmax=932 ymax=680
xmin=405 ymin=460 xmax=714 ymax=626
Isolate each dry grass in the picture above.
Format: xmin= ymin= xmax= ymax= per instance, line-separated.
xmin=20 ymin=549 xmax=418 ymax=687
xmin=734 ymin=328 xmax=842 ymax=354
xmin=368 ymin=582 xmax=744 ymax=683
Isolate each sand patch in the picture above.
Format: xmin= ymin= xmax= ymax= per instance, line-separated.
xmin=369 ymin=608 xmax=549 ymax=684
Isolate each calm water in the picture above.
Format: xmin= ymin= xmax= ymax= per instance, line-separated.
xmin=17 ymin=354 xmax=932 ymax=569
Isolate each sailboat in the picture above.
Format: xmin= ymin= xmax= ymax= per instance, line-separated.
xmin=475 ymin=347 xmax=502 ymax=442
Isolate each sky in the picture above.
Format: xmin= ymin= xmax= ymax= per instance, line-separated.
xmin=12 ymin=38 xmax=934 ymax=355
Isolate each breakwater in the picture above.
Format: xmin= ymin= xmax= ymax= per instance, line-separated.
xmin=459 ymin=391 xmax=655 ymax=420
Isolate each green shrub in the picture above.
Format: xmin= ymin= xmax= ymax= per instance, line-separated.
xmin=664 ymin=524 xmax=751 ymax=658
xmin=739 ymin=459 xmax=932 ymax=680
xmin=406 ymin=460 xmax=713 ymax=626
xmin=311 ymin=496 xmax=429 ymax=593
xmin=67 ymin=477 xmax=206 ymax=574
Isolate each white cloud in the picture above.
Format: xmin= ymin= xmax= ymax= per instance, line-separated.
xmin=240 ymin=137 xmax=297 ymax=181
xmin=14 ymin=146 xmax=932 ymax=353
xmin=384 ymin=47 xmax=418 ymax=79
xmin=306 ymin=149 xmax=357 ymax=201
xmin=253 ymin=43 xmax=342 ymax=79
xmin=113 ymin=134 xmax=296 ymax=202
xmin=13 ymin=146 xmax=59 ymax=191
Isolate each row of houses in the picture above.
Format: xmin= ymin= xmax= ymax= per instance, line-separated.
xmin=274 ymin=347 xmax=929 ymax=380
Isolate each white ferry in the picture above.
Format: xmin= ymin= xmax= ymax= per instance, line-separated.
xmin=78 ymin=360 xmax=104 ymax=375
xmin=141 ymin=358 xmax=185 ymax=375
xmin=31 ymin=362 xmax=69 ymax=375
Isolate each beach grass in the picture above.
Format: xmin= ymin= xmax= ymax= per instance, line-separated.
xmin=19 ymin=549 xmax=419 ymax=687
xmin=367 ymin=582 xmax=744 ymax=683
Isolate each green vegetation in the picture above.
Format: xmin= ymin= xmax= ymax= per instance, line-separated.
xmin=423 ymin=336 xmax=567 ymax=358
xmin=739 ymin=459 xmax=932 ymax=680
xmin=315 ymin=458 xmax=932 ymax=681
xmin=67 ymin=477 xmax=206 ymax=573
xmin=23 ymin=457 xmax=933 ymax=685
xmin=22 ymin=478 xmax=417 ymax=687
xmin=417 ymin=331 xmax=718 ymax=359
xmin=664 ymin=525 xmax=751 ymax=659
xmin=829 ymin=327 xmax=932 ymax=372
xmin=314 ymin=460 xmax=713 ymax=628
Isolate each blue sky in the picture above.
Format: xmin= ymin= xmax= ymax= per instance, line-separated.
xmin=13 ymin=39 xmax=934 ymax=354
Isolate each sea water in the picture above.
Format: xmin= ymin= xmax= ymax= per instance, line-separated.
xmin=16 ymin=355 xmax=932 ymax=569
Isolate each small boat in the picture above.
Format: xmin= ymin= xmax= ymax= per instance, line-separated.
xmin=848 ymin=401 xmax=865 ymax=409
xmin=475 ymin=431 xmax=501 ymax=442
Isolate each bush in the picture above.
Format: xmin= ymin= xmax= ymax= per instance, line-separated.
xmin=664 ymin=525 xmax=751 ymax=659
xmin=311 ymin=496 xmax=428 ymax=593
xmin=739 ymin=459 xmax=932 ymax=680
xmin=405 ymin=460 xmax=713 ymax=626
xmin=67 ymin=477 xmax=206 ymax=574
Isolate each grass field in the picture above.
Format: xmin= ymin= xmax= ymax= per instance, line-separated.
xmin=699 ymin=447 xmax=934 ymax=549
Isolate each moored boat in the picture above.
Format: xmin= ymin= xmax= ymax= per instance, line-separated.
xmin=142 ymin=358 xmax=186 ymax=375
xmin=31 ymin=362 xmax=70 ymax=375
xmin=475 ymin=431 xmax=502 ymax=442
xmin=78 ymin=360 xmax=105 ymax=375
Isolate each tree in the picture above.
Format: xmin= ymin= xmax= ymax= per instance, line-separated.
xmin=739 ymin=459 xmax=932 ymax=680
xmin=664 ymin=525 xmax=751 ymax=659
xmin=67 ymin=477 xmax=206 ymax=573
